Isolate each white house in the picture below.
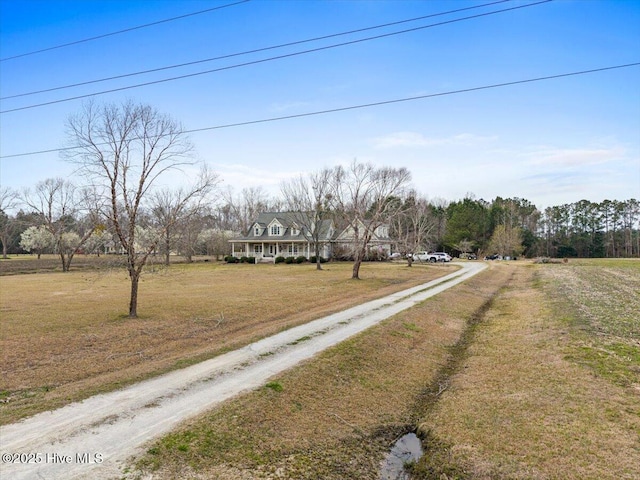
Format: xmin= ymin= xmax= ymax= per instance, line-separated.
xmin=332 ymin=219 xmax=392 ymax=260
xmin=228 ymin=212 xmax=335 ymax=261
xmin=228 ymin=212 xmax=393 ymax=261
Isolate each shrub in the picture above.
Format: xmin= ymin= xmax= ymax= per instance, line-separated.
xmin=295 ymin=255 xmax=307 ymax=264
xmin=284 ymin=256 xmax=295 ymax=264
xmin=225 ymin=255 xmax=239 ymax=263
xmin=275 ymin=256 xmax=285 ymax=264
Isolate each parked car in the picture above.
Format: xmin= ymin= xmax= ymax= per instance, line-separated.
xmin=410 ymin=251 xmax=452 ymax=262
xmin=433 ymin=252 xmax=452 ymax=262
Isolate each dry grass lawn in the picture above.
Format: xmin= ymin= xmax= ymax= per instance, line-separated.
xmin=0 ymin=259 xmax=452 ymax=424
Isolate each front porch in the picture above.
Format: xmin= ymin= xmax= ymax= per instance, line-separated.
xmin=229 ymin=241 xmax=330 ymax=260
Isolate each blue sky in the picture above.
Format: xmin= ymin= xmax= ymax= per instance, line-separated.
xmin=1 ymin=0 xmax=639 ymax=210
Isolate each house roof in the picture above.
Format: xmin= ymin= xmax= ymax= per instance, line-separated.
xmin=229 ymin=212 xmax=334 ymax=242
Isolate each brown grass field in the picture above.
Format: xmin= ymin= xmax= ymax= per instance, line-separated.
xmin=131 ymin=260 xmax=639 ymax=480
xmin=0 ymin=256 xmax=452 ymax=424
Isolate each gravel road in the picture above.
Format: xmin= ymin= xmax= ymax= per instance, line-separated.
xmin=0 ymin=261 xmax=486 ymax=479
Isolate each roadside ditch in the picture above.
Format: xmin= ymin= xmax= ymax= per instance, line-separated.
xmin=380 ymin=269 xmax=513 ymax=480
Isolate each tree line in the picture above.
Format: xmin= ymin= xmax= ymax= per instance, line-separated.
xmin=4 ymin=185 xmax=636 ymax=264
xmin=1 ymin=100 xmax=637 ymax=317
xmin=0 ymin=177 xmax=640 ymax=271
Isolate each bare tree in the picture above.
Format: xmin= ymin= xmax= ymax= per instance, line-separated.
xmin=0 ymin=187 xmax=20 ymax=259
xmin=151 ymin=176 xmax=219 ymax=265
xmin=391 ymin=193 xmax=437 ymax=266
xmin=329 ymin=160 xmax=411 ymax=279
xmin=22 ymin=178 xmax=98 ymax=271
xmin=221 ymin=186 xmax=275 ymax=234
xmin=488 ymin=224 xmax=523 ymax=258
xmin=281 ymin=168 xmax=333 ymax=270
xmin=65 ymin=100 xmax=218 ymax=318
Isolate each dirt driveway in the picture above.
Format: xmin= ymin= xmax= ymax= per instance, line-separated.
xmin=0 ymin=262 xmax=485 ymax=480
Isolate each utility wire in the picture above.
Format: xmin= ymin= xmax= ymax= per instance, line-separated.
xmin=0 ymin=0 xmax=251 ymax=62
xmin=2 ymin=62 xmax=637 ymax=159
xmin=0 ymin=0 xmax=552 ymax=114
xmin=2 ymin=0 xmax=512 ymax=100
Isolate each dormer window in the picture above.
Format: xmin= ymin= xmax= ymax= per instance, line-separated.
xmin=291 ymin=227 xmax=299 ymax=236
xmin=254 ymin=226 xmax=261 ymax=236
xmin=270 ymin=224 xmax=281 ymax=236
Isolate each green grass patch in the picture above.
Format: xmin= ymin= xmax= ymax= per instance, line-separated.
xmin=407 ymin=429 xmax=468 ymax=480
xmin=265 ymin=381 xmax=284 ymax=392
xmin=403 ymin=322 xmax=421 ymax=332
xmin=539 ymin=260 xmax=640 ymax=388
xmin=566 ymin=342 xmax=640 ymax=387
xmin=288 ymin=335 xmax=312 ymax=346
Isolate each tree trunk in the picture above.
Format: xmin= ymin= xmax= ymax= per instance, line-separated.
xmin=352 ymin=257 xmax=362 ymax=279
xmin=63 ymin=254 xmax=74 ymax=272
xmin=129 ymin=271 xmax=140 ymax=318
xmin=352 ymin=245 xmax=366 ymax=279
xmin=164 ymin=230 xmax=171 ymax=267
xmin=315 ymin=243 xmax=322 ymax=271
xmin=60 ymin=253 xmax=69 ymax=272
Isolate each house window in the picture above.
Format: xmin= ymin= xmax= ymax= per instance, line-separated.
xmin=291 ymin=227 xmax=299 ymax=236
xmin=254 ymin=245 xmax=263 ymax=254
xmin=254 ymin=227 xmax=260 ymax=236
xmin=270 ymin=225 xmax=281 ymax=236
xmin=288 ymin=245 xmax=299 ymax=254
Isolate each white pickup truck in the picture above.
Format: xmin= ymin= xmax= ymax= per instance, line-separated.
xmin=410 ymin=251 xmax=452 ymax=263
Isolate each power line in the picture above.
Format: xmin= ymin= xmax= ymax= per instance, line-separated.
xmin=2 ymin=0 xmax=512 ymax=100
xmin=0 ymin=0 xmax=251 ymax=62
xmin=0 ymin=0 xmax=552 ymax=114
xmin=2 ymin=62 xmax=637 ymax=159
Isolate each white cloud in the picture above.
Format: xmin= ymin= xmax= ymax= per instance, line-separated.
xmin=525 ymin=146 xmax=626 ymax=167
xmin=372 ymin=131 xmax=497 ymax=149
xmin=212 ymin=163 xmax=299 ymax=191
xmin=269 ymin=101 xmax=312 ymax=113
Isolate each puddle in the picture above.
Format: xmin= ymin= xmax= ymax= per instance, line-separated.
xmin=379 ymin=432 xmax=423 ymax=480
